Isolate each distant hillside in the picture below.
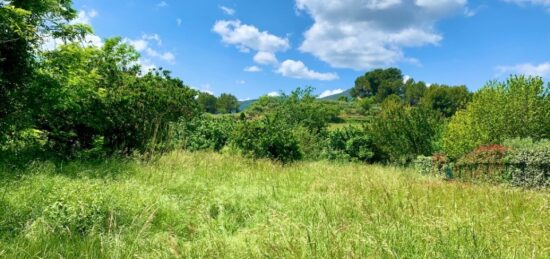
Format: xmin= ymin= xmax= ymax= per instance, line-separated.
xmin=320 ymin=89 xmax=352 ymax=101
xmin=239 ymin=89 xmax=352 ymax=111
xmin=239 ymin=99 xmax=257 ymax=111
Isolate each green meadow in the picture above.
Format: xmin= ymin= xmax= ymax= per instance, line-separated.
xmin=1 ymin=151 xmax=548 ymax=258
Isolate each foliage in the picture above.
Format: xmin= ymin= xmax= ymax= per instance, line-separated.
xmin=404 ymin=79 xmax=427 ymax=106
xmin=217 ymin=93 xmax=239 ymax=114
xmin=370 ymin=96 xmax=443 ymax=163
xmin=26 ymin=39 xmax=199 ymax=156
xmin=0 ymin=0 xmax=90 ymax=142
xmin=351 ymin=68 xmax=404 ymax=102
xmin=443 ymin=76 xmax=550 ymax=159
xmin=452 ymin=144 xmax=508 ymax=183
xmin=197 ymin=92 xmax=218 ymax=113
xmin=174 ymin=115 xmax=237 ymax=152
xmin=420 ymin=84 xmax=471 ymax=117
xmin=504 ymin=138 xmax=550 ymax=188
xmin=322 ymin=126 xmax=385 ymax=163
xmin=102 ymin=69 xmax=199 ymax=155
xmin=231 ymin=116 xmax=302 ymax=163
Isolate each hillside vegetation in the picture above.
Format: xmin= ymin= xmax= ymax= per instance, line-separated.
xmin=0 ymin=151 xmax=548 ymax=258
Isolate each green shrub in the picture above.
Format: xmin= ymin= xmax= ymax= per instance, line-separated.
xmin=174 ymin=115 xmax=236 ymax=152
xmin=443 ymin=76 xmax=550 ymax=159
xmin=371 ymin=97 xmax=443 ymax=163
xmin=504 ymin=139 xmax=550 ymax=188
xmin=413 ymin=154 xmax=450 ymax=177
xmin=322 ymin=126 xmax=385 ymax=163
xmin=454 ymin=145 xmax=509 ymax=183
xmin=231 ymin=116 xmax=302 ymax=163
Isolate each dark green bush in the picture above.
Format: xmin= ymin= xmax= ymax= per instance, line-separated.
xmin=174 ymin=115 xmax=237 ymax=152
xmin=322 ymin=126 xmax=385 ymax=163
xmin=231 ymin=116 xmax=302 ymax=163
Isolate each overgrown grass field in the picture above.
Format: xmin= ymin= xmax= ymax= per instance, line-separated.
xmin=0 ymin=151 xmax=548 ymax=258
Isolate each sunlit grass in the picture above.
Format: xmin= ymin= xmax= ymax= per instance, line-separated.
xmin=0 ymin=151 xmax=548 ymax=258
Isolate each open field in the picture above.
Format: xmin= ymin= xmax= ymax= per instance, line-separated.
xmin=0 ymin=151 xmax=548 ymax=258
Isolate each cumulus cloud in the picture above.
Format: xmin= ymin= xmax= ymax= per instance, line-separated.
xmin=212 ymin=20 xmax=290 ymax=65
xmin=267 ymin=91 xmax=281 ymax=97
xmin=244 ymin=66 xmax=262 ymax=72
xmin=295 ymin=0 xmax=467 ymax=70
xmin=253 ymin=51 xmax=278 ymax=65
xmin=124 ymin=34 xmax=175 ymax=64
xmin=73 ymin=9 xmax=98 ymax=25
xmin=220 ymin=5 xmax=236 ymax=15
xmin=276 ymin=59 xmax=339 ymax=81
xmin=496 ymin=62 xmax=550 ymax=77
xmin=318 ymin=88 xmax=345 ymax=98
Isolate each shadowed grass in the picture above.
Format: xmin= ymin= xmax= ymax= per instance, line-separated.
xmin=0 ymin=151 xmax=548 ymax=258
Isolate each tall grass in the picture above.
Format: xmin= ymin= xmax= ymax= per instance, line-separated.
xmin=0 ymin=151 xmax=548 ymax=258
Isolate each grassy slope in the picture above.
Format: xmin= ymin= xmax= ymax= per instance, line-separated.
xmin=0 ymin=151 xmax=548 ymax=258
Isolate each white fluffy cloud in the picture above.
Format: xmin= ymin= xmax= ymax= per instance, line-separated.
xmin=73 ymin=9 xmax=98 ymax=25
xmin=318 ymin=88 xmax=345 ymax=98
xmin=213 ymin=20 xmax=290 ymax=65
xmin=253 ymin=51 xmax=278 ymax=65
xmin=276 ymin=59 xmax=339 ymax=80
xmin=244 ymin=66 xmax=262 ymax=72
xmin=296 ymin=0 xmax=467 ymax=70
xmin=124 ymin=34 xmax=175 ymax=64
xmin=267 ymin=91 xmax=281 ymax=97
xmin=496 ymin=62 xmax=550 ymax=77
xmin=220 ymin=6 xmax=236 ymax=15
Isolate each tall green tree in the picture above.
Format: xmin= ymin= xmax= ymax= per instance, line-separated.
xmin=443 ymin=76 xmax=550 ymax=159
xmin=0 ymin=0 xmax=90 ymax=142
xmin=197 ymin=92 xmax=218 ymax=113
xmin=420 ymin=84 xmax=471 ymax=117
xmin=404 ymin=79 xmax=427 ymax=106
xmin=217 ymin=93 xmax=239 ymax=114
xmin=351 ymin=68 xmax=404 ymax=102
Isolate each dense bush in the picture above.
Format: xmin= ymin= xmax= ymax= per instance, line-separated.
xmin=25 ymin=39 xmax=199 ymax=156
xmin=413 ymin=154 xmax=450 ymax=177
xmin=174 ymin=115 xmax=237 ymax=152
xmin=322 ymin=126 xmax=385 ymax=163
xmin=454 ymin=145 xmax=509 ymax=183
xmin=231 ymin=116 xmax=302 ymax=163
xmin=443 ymin=76 xmax=550 ymax=159
xmin=504 ymin=139 xmax=550 ymax=188
xmin=371 ymin=96 xmax=443 ymax=163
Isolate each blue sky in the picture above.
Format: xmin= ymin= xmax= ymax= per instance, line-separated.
xmin=72 ymin=0 xmax=550 ymax=100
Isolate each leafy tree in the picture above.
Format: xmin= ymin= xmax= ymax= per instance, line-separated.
xmin=27 ymin=43 xmax=105 ymax=153
xmin=351 ymin=68 xmax=404 ymax=102
xmin=443 ymin=76 xmax=550 ymax=159
xmin=371 ymin=95 xmax=443 ymax=163
xmin=216 ymin=93 xmax=239 ymax=114
xmin=421 ymin=84 xmax=471 ymax=117
xmin=0 ymin=0 xmax=89 ymax=142
xmin=197 ymin=92 xmax=218 ymax=113
xmin=404 ymin=79 xmax=427 ymax=106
